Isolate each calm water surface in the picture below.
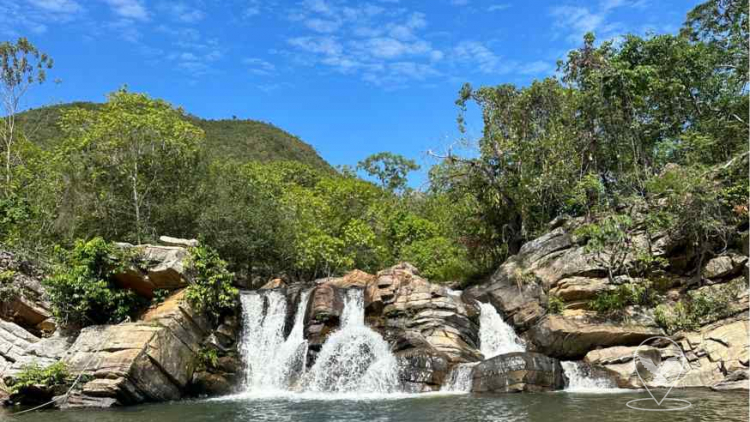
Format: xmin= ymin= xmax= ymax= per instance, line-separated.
xmin=3 ymin=389 xmax=747 ymax=422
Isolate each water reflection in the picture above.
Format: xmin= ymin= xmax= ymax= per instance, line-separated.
xmin=4 ymin=389 xmax=747 ymax=422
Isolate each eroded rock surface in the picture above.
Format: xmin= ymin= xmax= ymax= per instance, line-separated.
xmin=471 ymin=352 xmax=565 ymax=393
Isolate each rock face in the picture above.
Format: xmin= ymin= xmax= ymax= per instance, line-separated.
xmin=527 ymin=313 xmax=663 ymax=359
xmin=372 ymin=263 xmax=481 ymax=364
xmin=0 ymin=251 xmax=55 ymax=336
xmin=111 ymin=244 xmax=191 ymax=298
xmin=471 ymin=352 xmax=565 ymax=393
xmin=63 ymin=293 xmax=210 ymax=407
xmin=61 ymin=291 xmax=210 ymax=408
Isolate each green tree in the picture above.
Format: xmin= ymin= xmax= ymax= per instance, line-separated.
xmin=0 ymin=37 xmax=52 ymax=196
xmin=59 ymin=89 xmax=204 ymax=244
xmin=357 ymin=152 xmax=419 ymax=193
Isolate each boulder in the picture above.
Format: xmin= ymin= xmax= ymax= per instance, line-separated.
xmin=190 ymin=371 xmax=232 ymax=396
xmin=395 ymin=347 xmax=450 ymax=393
xmin=703 ymin=253 xmax=747 ymax=280
xmin=549 ymin=277 xmax=610 ymax=302
xmin=676 ymin=316 xmax=749 ymax=388
xmin=304 ymin=284 xmax=345 ymax=357
xmin=584 ymin=345 xmax=661 ymax=388
xmin=61 ymin=290 xmax=209 ymax=408
xmin=111 ymin=245 xmax=191 ymax=298
xmin=0 ymin=319 xmax=39 ymax=376
xmin=158 ymin=236 xmax=199 ymax=248
xmin=471 ymin=352 xmax=565 ymax=393
xmin=260 ymin=278 xmax=286 ymax=290
xmin=526 ymin=313 xmax=663 ymax=359
xmin=712 ymin=370 xmax=749 ymax=391
xmin=375 ymin=264 xmax=481 ymax=363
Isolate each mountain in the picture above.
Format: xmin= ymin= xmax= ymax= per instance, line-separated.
xmin=15 ymin=102 xmax=333 ymax=171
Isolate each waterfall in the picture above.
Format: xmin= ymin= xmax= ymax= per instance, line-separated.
xmin=238 ymin=288 xmax=399 ymax=397
xmin=303 ymin=289 xmax=399 ymax=393
xmin=239 ymin=290 xmax=310 ymax=392
xmin=478 ymin=302 xmax=525 ymax=359
xmin=561 ymin=361 xmax=619 ymax=392
xmin=441 ymin=363 xmax=477 ymax=393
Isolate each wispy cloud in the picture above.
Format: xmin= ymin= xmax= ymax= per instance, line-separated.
xmin=283 ymin=2 xmax=443 ymax=87
xmin=0 ymin=0 xmax=83 ymax=35
xmin=158 ymin=2 xmax=205 ymax=23
xmin=487 ymin=4 xmax=511 ymax=12
xmin=102 ymin=0 xmax=148 ymax=21
xmin=244 ymin=57 xmax=276 ymax=76
xmin=550 ymin=0 xmax=646 ymax=43
xmin=28 ymin=0 xmax=82 ymax=14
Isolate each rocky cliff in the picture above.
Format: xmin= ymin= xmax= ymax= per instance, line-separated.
xmin=0 ymin=238 xmax=240 ymax=409
xmin=466 ymin=215 xmax=748 ymax=390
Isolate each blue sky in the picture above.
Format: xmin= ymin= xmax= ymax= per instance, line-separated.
xmin=3 ymin=0 xmax=701 ymax=187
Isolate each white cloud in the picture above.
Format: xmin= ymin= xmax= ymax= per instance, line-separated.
xmin=27 ymin=0 xmax=82 ymax=14
xmin=283 ymin=2 xmax=443 ymax=87
xmin=102 ymin=0 xmax=148 ymax=21
xmin=288 ymin=36 xmax=344 ymax=56
xmin=159 ymin=2 xmax=204 ymax=23
xmin=550 ymin=0 xmax=647 ymax=44
xmin=304 ymin=18 xmax=342 ymax=33
xmin=487 ymin=4 xmax=511 ymax=12
xmin=244 ymin=57 xmax=277 ymax=76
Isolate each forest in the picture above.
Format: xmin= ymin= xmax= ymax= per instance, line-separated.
xmin=0 ymin=0 xmax=746 ymax=323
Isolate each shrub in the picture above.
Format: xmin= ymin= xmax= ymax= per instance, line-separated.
xmin=196 ymin=347 xmax=219 ymax=371
xmin=9 ymin=361 xmax=69 ymax=394
xmin=184 ymin=246 xmax=238 ymax=323
xmin=547 ymin=295 xmax=565 ymax=314
xmin=655 ymin=280 xmax=743 ymax=333
xmin=44 ymin=237 xmax=146 ymax=327
xmin=0 ymin=269 xmax=19 ymax=303
xmin=589 ymin=283 xmax=657 ymax=317
xmin=151 ymin=288 xmax=171 ymax=305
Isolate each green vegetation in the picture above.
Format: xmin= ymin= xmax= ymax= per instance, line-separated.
xmin=654 ymin=279 xmax=744 ymax=333
xmin=184 ymin=246 xmax=238 ymax=322
xmin=43 ymin=237 xmax=145 ymax=327
xmin=589 ymin=283 xmax=659 ymax=317
xmin=8 ymin=361 xmax=68 ymax=394
xmin=547 ymin=295 xmax=565 ymax=315
xmin=0 ymin=0 xmax=746 ymax=318
xmin=196 ymin=347 xmax=220 ymax=371
xmin=0 ymin=269 xmax=18 ymax=302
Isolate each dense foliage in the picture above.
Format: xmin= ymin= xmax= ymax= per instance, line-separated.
xmin=7 ymin=361 xmax=69 ymax=394
xmin=184 ymin=245 xmax=238 ymax=322
xmin=0 ymin=0 xmax=747 ymax=302
xmin=434 ymin=0 xmax=748 ymax=270
xmin=43 ymin=237 xmax=145 ymax=326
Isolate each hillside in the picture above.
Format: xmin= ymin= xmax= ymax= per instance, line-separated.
xmin=15 ymin=102 xmax=332 ymax=170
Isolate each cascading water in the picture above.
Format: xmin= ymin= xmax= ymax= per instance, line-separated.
xmin=239 ymin=290 xmax=310 ymax=392
xmin=239 ymin=288 xmax=399 ymax=397
xmin=478 ymin=302 xmax=525 ymax=359
xmin=441 ymin=301 xmax=526 ymax=393
xmin=304 ymin=289 xmax=399 ymax=393
xmin=441 ymin=363 xmax=477 ymax=392
xmin=561 ymin=361 xmax=620 ymax=392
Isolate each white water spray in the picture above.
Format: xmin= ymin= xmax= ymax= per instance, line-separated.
xmin=239 ymin=290 xmax=310 ymax=392
xmin=478 ymin=302 xmax=525 ymax=359
xmin=441 ymin=363 xmax=477 ymax=393
xmin=561 ymin=361 xmax=620 ymax=392
xmin=304 ymin=289 xmax=399 ymax=393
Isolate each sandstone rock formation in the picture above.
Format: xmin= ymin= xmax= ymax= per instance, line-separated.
xmin=111 ymin=244 xmax=191 ymax=298
xmin=471 ymin=352 xmax=565 ymax=393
